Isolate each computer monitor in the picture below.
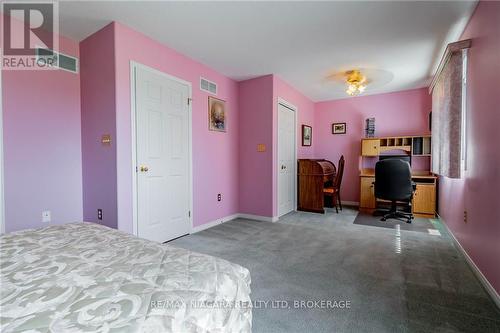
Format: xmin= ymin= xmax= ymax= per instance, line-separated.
xmin=378 ymin=154 xmax=411 ymax=166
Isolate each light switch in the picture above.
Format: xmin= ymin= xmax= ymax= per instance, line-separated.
xmin=42 ymin=210 xmax=51 ymax=223
xmin=257 ymin=144 xmax=266 ymax=152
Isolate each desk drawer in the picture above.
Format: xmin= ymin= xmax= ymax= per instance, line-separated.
xmin=360 ymin=177 xmax=376 ymax=209
xmin=413 ymin=184 xmax=436 ymax=215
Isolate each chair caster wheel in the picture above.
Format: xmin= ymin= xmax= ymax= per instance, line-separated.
xmin=381 ymin=218 xmax=387 ymax=221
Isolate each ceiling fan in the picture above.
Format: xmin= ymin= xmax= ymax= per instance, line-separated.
xmin=325 ymin=68 xmax=394 ymax=96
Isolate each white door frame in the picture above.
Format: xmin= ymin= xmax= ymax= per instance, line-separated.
xmin=0 ymin=65 xmax=5 ymax=233
xmin=130 ymin=61 xmax=193 ymax=237
xmin=277 ymin=98 xmax=298 ymax=215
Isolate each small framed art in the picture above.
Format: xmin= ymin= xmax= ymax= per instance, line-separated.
xmin=208 ymin=96 xmax=226 ymax=132
xmin=332 ymin=122 xmax=346 ymax=134
xmin=302 ymin=125 xmax=312 ymax=146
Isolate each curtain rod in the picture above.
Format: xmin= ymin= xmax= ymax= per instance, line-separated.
xmin=429 ymin=39 xmax=472 ymax=93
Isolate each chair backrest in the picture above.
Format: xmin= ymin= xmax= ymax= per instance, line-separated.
xmin=333 ymin=155 xmax=345 ymax=189
xmin=374 ymin=159 xmax=413 ymax=201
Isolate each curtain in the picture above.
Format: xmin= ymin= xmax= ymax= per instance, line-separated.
xmin=431 ymin=51 xmax=464 ymax=179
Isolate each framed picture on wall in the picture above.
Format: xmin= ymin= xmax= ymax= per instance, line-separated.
xmin=208 ymin=96 xmax=226 ymax=132
xmin=332 ymin=122 xmax=346 ymax=134
xmin=302 ymin=125 xmax=312 ymax=146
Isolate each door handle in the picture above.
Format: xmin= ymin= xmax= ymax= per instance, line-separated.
xmin=140 ymin=165 xmax=149 ymax=172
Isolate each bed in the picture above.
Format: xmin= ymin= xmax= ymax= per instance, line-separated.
xmin=0 ymin=222 xmax=252 ymax=332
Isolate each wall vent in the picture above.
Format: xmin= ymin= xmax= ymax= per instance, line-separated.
xmin=200 ymin=77 xmax=217 ymax=95
xmin=36 ymin=48 xmax=79 ymax=73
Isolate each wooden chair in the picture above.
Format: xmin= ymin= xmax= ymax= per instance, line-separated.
xmin=323 ymin=155 xmax=345 ymax=213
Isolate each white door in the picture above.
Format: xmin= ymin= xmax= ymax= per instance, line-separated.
xmin=278 ymin=103 xmax=296 ymax=217
xmin=135 ymin=65 xmax=191 ymax=243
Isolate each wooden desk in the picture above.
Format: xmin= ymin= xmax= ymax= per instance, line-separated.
xmin=359 ymin=168 xmax=437 ymax=218
xmin=297 ymin=159 xmax=336 ymax=213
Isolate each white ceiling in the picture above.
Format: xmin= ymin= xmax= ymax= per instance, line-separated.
xmin=59 ymin=1 xmax=477 ymax=101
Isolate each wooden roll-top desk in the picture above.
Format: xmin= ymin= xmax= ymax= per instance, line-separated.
xmin=297 ymin=159 xmax=336 ymax=214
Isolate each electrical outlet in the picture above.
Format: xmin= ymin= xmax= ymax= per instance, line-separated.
xmin=97 ymin=209 xmax=103 ymax=220
xmin=42 ymin=210 xmax=51 ymax=223
xmin=217 ymin=193 xmax=222 ymax=202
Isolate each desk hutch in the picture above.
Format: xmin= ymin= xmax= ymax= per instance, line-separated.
xmin=359 ymin=135 xmax=437 ymax=218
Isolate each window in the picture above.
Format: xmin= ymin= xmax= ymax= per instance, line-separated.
xmin=430 ymin=40 xmax=470 ymax=179
xmin=461 ymin=49 xmax=468 ymax=171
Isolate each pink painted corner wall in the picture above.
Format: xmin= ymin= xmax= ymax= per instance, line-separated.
xmin=314 ymin=88 xmax=432 ymax=203
xmin=237 ymin=74 xmax=316 ymax=218
xmin=274 ymin=76 xmax=316 ymax=159
xmin=2 ymin=28 xmax=83 ymax=232
xmin=238 ymin=75 xmax=274 ymax=217
xmin=80 ymin=23 xmax=117 ymax=229
xmin=112 ymin=22 xmax=239 ymax=233
xmin=273 ymin=75 xmax=315 ymax=216
xmin=438 ymin=1 xmax=500 ymax=295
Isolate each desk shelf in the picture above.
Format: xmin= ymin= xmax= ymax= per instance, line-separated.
xmin=359 ymin=133 xmax=436 ymax=218
xmin=362 ymin=135 xmax=431 ymax=157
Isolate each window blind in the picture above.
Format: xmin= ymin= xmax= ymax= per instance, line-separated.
xmin=430 ymin=40 xmax=470 ymax=179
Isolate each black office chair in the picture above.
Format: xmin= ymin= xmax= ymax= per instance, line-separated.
xmin=374 ymin=159 xmax=416 ymax=223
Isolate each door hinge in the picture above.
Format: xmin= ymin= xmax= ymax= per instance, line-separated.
xmin=187 ymin=98 xmax=192 ymax=106
xmin=188 ymin=211 xmax=191 ymax=218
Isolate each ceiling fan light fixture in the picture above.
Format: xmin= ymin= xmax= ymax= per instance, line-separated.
xmin=344 ymin=70 xmax=368 ymax=96
xmin=326 ymin=67 xmax=392 ymax=97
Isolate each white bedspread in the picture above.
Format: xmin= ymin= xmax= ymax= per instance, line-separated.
xmin=0 ymin=222 xmax=252 ymax=332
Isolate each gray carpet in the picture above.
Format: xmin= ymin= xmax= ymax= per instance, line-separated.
xmin=171 ymin=208 xmax=500 ymax=333
xmin=353 ymin=212 xmax=437 ymax=233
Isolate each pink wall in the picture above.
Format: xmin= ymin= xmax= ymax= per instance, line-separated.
xmin=438 ymin=2 xmax=500 ymax=295
xmin=315 ymin=88 xmax=431 ymax=203
xmin=274 ymin=76 xmax=316 ymax=159
xmin=2 ymin=29 xmax=83 ymax=232
xmin=2 ymin=19 xmax=241 ymax=233
xmin=273 ymin=76 xmax=316 ymax=216
xmin=237 ymin=75 xmax=316 ymax=218
xmin=112 ymin=22 xmax=240 ymax=232
xmin=80 ymin=23 xmax=117 ymax=228
xmin=238 ymin=75 xmax=274 ymax=217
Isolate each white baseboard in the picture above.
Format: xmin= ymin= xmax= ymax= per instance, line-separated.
xmin=192 ymin=202 xmax=362 ymax=232
xmin=191 ymin=212 xmax=279 ymax=234
xmin=237 ymin=213 xmax=279 ymax=223
xmin=193 ymin=205 xmax=362 ymax=233
xmin=439 ymin=215 xmax=500 ymax=309
xmin=191 ymin=213 xmax=239 ymax=233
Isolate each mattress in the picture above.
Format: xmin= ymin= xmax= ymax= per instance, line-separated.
xmin=0 ymin=223 xmax=252 ymax=332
